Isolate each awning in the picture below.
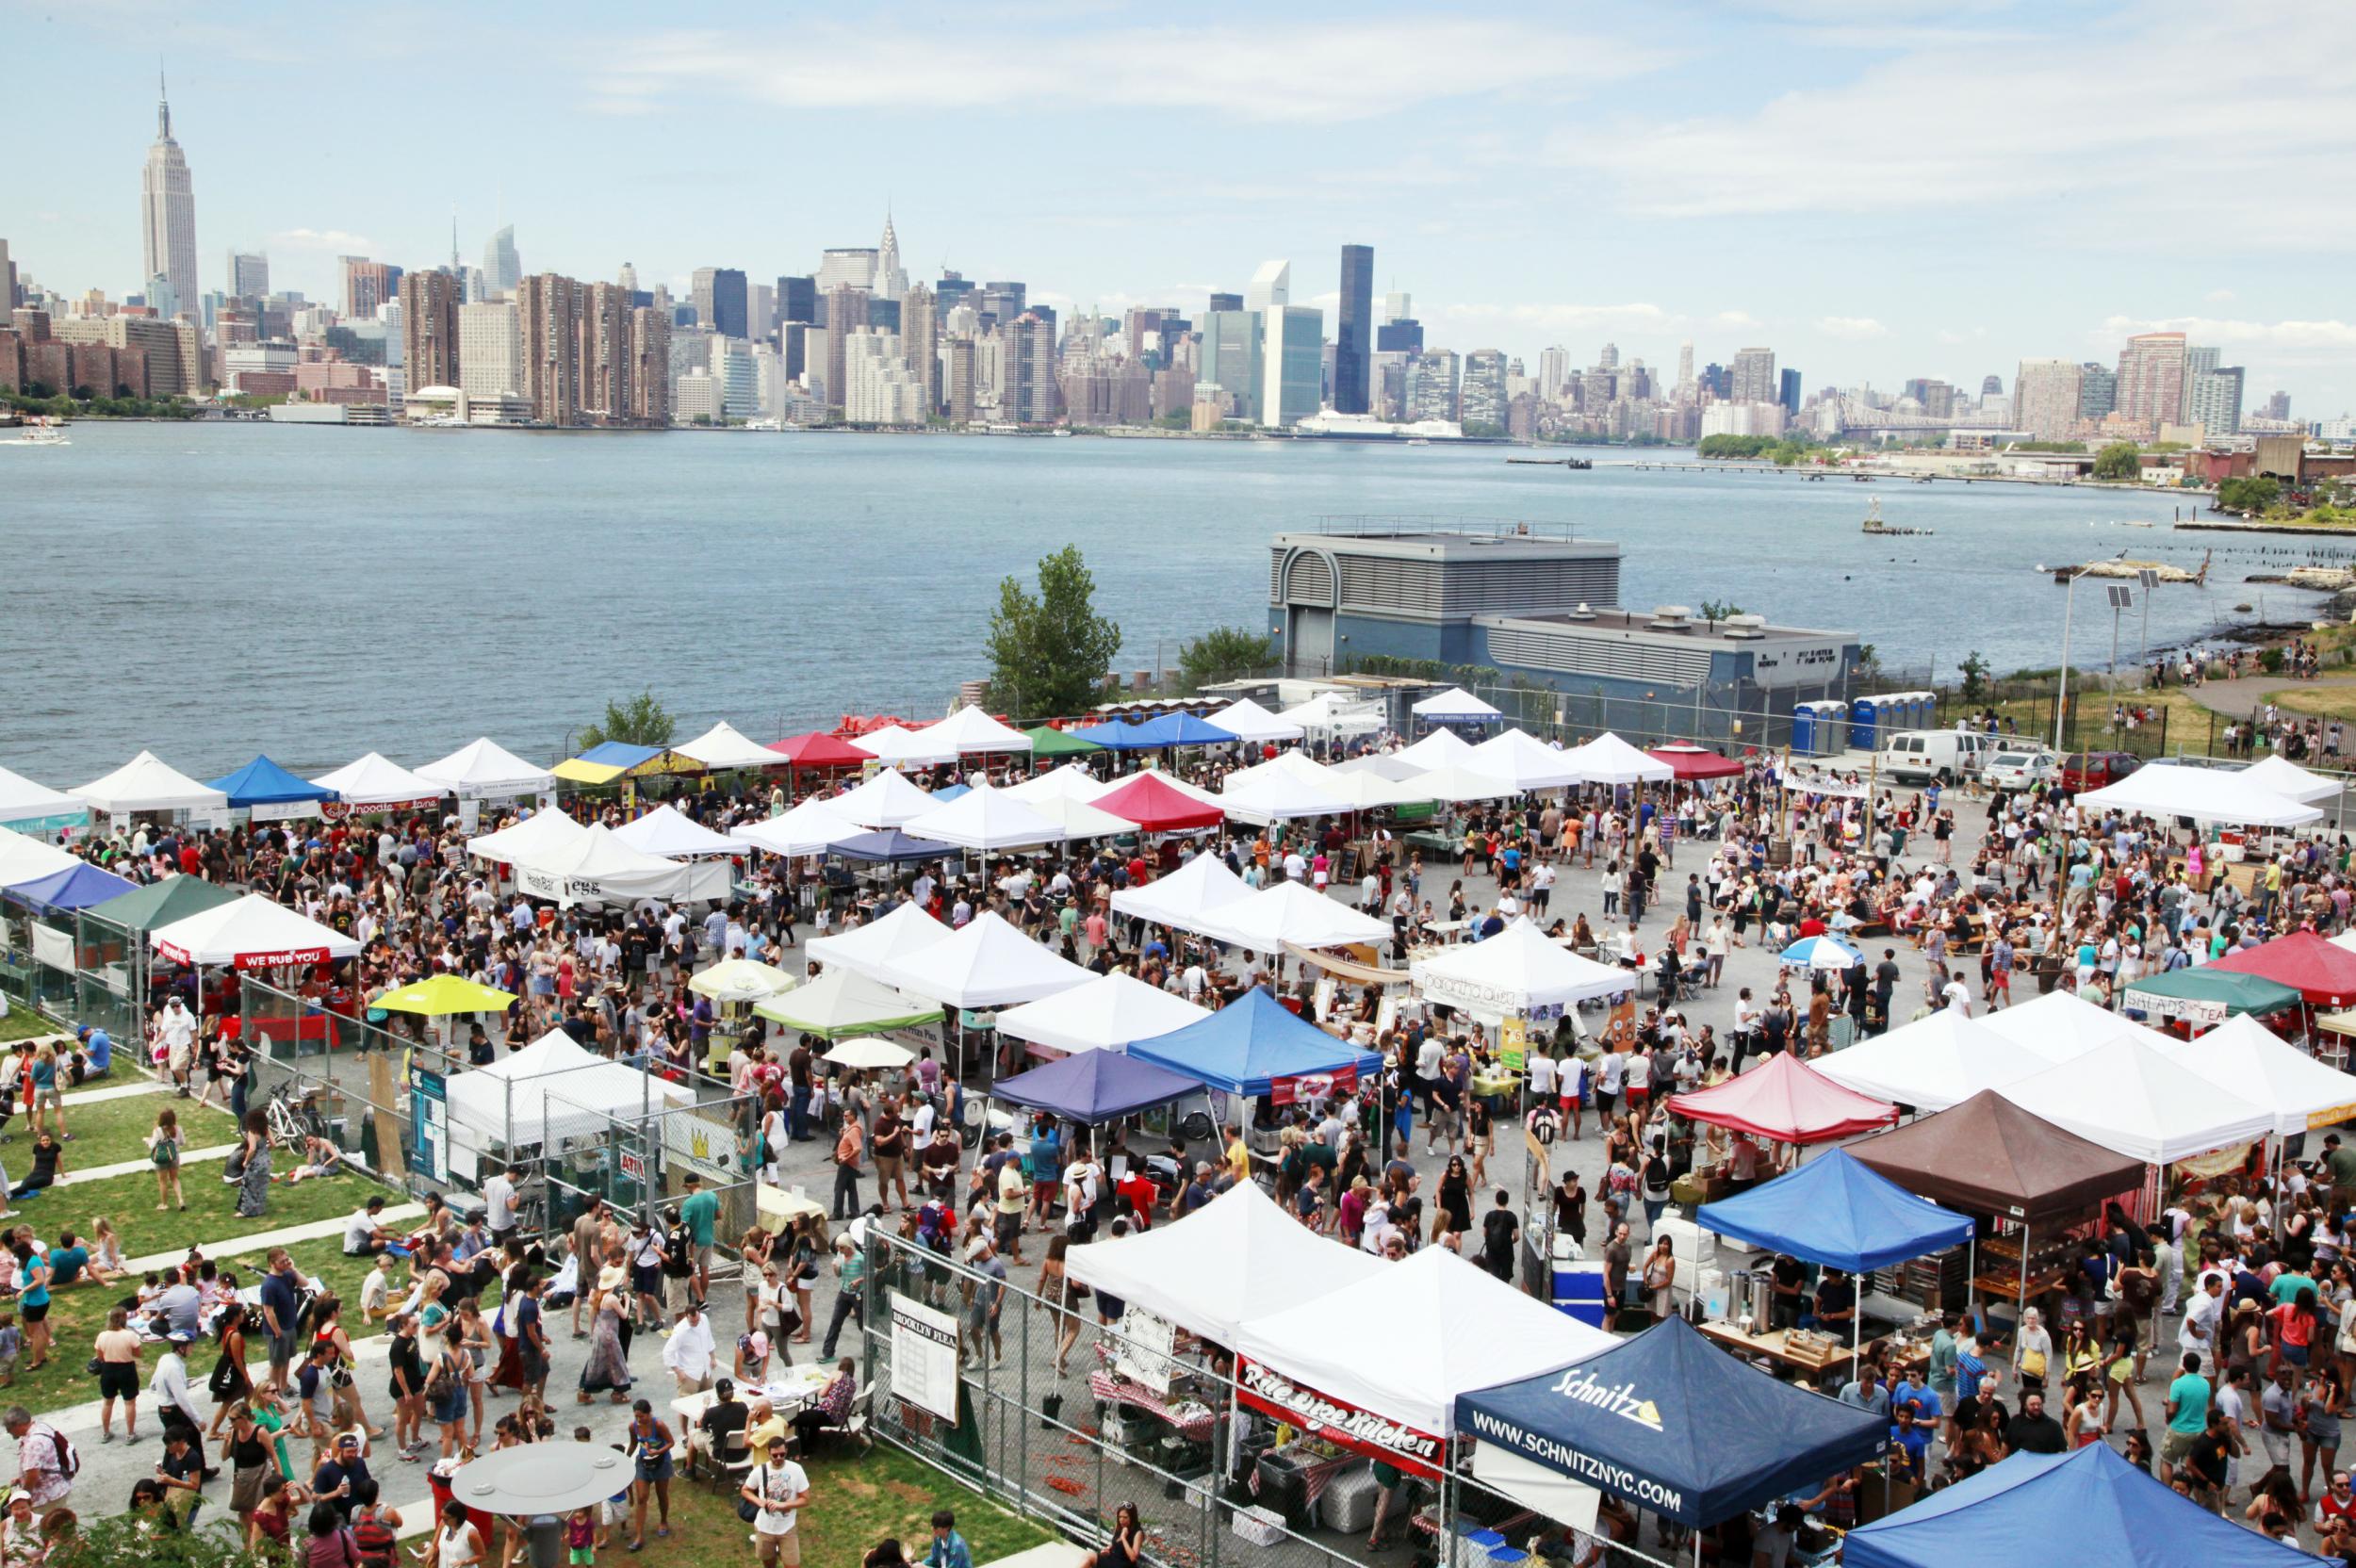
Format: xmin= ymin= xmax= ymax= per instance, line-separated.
xmin=1397 ymin=728 xmax=1477 ymax=770
xmin=1091 ymin=773 xmax=1226 ymax=833
xmin=830 ymin=828 xmax=957 ymax=864
xmin=507 ymin=824 xmax=693 ymax=907
xmin=611 ymin=803 xmax=743 ymax=858
xmin=1411 ymin=686 xmax=1501 ymax=720
xmin=1645 ymin=744 xmax=1746 ymax=780
xmin=907 ymin=706 xmax=1033 ymax=756
xmin=804 ymin=901 xmax=950 ymax=983
xmin=2206 ymin=930 xmax=2356 ymax=1009
xmin=1844 ymin=1089 xmax=2144 ymax=1224
xmin=2122 ymin=965 xmax=2302 ymax=1025
xmin=1127 ymin=987 xmax=1382 ymax=1099
xmin=81 ymin=874 xmax=237 ymax=934
xmin=1285 ymin=944 xmax=1414 ymax=988
xmin=150 ymin=892 xmax=362 ymax=970
xmin=1695 ymin=1149 xmax=1975 ymax=1275
xmin=415 ymin=737 xmax=557 ymax=800
xmin=2240 ymin=754 xmax=2342 ymax=804
xmin=1205 ymin=698 xmax=1303 ymax=743
xmin=1996 ymin=1037 xmax=2275 ymax=1165
xmin=2077 ymin=760 xmax=2320 ymax=827
xmin=753 ymin=970 xmax=942 ymax=1038
xmin=466 ymin=808 xmax=588 ymax=866
xmin=879 ymin=910 xmax=1092 ymax=1009
xmin=205 ymin=755 xmax=338 ymax=812
xmin=990 ymin=1050 xmax=1204 ymax=1123
xmin=310 ymin=753 xmax=447 ymax=809
xmin=0 ymin=765 xmax=90 ymax=834
xmin=675 ymin=721 xmax=786 ymax=772
xmin=11 ymin=860 xmax=139 ymax=911
xmin=729 ymin=798 xmax=863 ymax=858
xmin=1200 ymin=879 xmax=1394 ymax=953
xmin=0 ymin=826 xmax=81 ymax=889
xmin=550 ymin=742 xmax=695 ymax=786
xmin=830 ymin=768 xmax=938 ymax=829
xmin=1411 ymin=918 xmax=1635 ymax=1013
xmin=993 ymin=972 xmax=1212 ymax=1054
xmin=1561 ymin=733 xmax=1675 ymax=786
xmin=1665 ymin=1052 xmax=1898 ymax=1143
xmin=72 ymin=751 xmax=229 ymax=817
xmin=1109 ymin=852 xmax=1252 ymax=927
xmin=1466 ymin=729 xmax=1580 ymax=791
xmin=1812 ymin=1009 xmax=2049 ymax=1113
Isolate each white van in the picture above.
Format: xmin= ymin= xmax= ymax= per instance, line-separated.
xmin=1877 ymin=728 xmax=1994 ymax=785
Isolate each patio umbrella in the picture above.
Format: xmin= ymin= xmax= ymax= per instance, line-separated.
xmin=823 ymin=1037 xmax=917 ymax=1070
xmin=688 ymin=958 xmax=795 ymax=1003
xmin=373 ymin=975 xmax=518 ymax=1015
xmin=1779 ymin=934 xmax=1862 ymax=971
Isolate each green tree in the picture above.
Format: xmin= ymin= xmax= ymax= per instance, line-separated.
xmin=1696 ymin=599 xmax=1744 ymax=627
xmin=2092 ymin=442 xmax=2140 ymax=481
xmin=986 ymin=545 xmax=1123 ymax=719
xmin=2217 ymin=475 xmax=2282 ymax=515
xmin=1175 ymin=626 xmax=1276 ymax=694
xmin=579 ymin=689 xmax=677 ymax=750
xmin=1957 ymin=651 xmax=1992 ymax=704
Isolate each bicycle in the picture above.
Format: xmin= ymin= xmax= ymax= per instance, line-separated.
xmin=261 ymin=1081 xmax=329 ymax=1152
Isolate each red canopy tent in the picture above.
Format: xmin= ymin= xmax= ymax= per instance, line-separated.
xmin=768 ymin=731 xmax=875 ymax=768
xmin=1665 ymin=1052 xmax=1898 ymax=1143
xmin=2209 ymin=931 xmax=2356 ymax=1009
xmin=1092 ymin=773 xmax=1227 ymax=833
xmin=1645 ymin=744 xmax=1746 ymax=781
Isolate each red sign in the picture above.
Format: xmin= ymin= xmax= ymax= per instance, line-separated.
xmin=1235 ymin=1357 xmax=1448 ymax=1477
xmin=1268 ymin=1064 xmax=1357 ymax=1107
xmin=155 ymin=940 xmax=344 ymax=971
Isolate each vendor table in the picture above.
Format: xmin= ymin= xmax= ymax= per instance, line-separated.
xmin=1698 ymin=1319 xmax=1930 ymax=1382
xmin=1087 ymin=1369 xmax=1219 ymax=1442
xmin=1471 ymin=1071 xmax=1520 ymax=1101
xmin=672 ymin=1364 xmax=836 ymax=1429
xmin=756 ymin=1183 xmax=828 ymax=1235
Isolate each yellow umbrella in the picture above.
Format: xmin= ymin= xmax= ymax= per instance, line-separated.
xmin=373 ymin=974 xmax=519 ymax=1016
xmin=689 ymin=958 xmax=795 ymax=1003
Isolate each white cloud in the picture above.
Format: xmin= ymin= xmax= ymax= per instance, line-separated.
xmin=2205 ymin=289 xmax=2237 ymax=303
xmin=588 ymin=21 xmax=1671 ymax=124
xmin=1815 ymin=316 xmax=1889 ymax=340
xmin=2099 ymin=314 xmax=2356 ymax=354
xmin=1713 ymin=311 xmax=1764 ymax=330
xmin=1935 ymin=327 xmax=1987 ymax=346
xmin=270 ymin=227 xmax=374 ymax=253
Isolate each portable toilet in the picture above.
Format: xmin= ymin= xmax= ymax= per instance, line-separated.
xmin=1809 ymin=699 xmax=1850 ymax=756
xmin=1790 ymin=703 xmax=1819 ymax=758
xmin=1906 ymin=690 xmax=1937 ymax=730
xmin=1850 ymin=695 xmax=1884 ymax=753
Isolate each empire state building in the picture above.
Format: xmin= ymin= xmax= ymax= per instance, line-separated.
xmin=140 ymin=74 xmax=199 ymax=319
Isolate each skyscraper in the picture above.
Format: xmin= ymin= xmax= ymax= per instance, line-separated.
xmin=1460 ymin=350 xmax=1508 ymax=431
xmin=629 ymin=307 xmax=671 ymax=425
xmin=1777 ymin=367 xmax=1802 ymax=416
xmin=946 ymin=336 xmax=976 ymax=425
xmin=226 ymin=251 xmax=268 ymax=302
xmin=398 ymin=271 xmax=460 ymax=392
xmin=1537 ymin=347 xmax=1572 ymax=401
xmin=2115 ymin=332 xmax=2187 ymax=429
xmin=692 ymin=268 xmax=747 ymax=339
xmin=1375 ymin=318 xmax=1422 ymax=355
xmin=777 ymin=276 xmax=816 ymax=326
xmin=1382 ymin=291 xmax=1411 ymax=323
xmin=2013 ymin=359 xmax=2085 ymax=441
xmin=458 ymin=301 xmax=523 ymax=399
xmin=341 ymin=257 xmax=399 ymax=320
xmin=875 ymin=215 xmax=908 ymax=302
xmin=139 ymin=74 xmax=199 ymax=318
xmin=1334 ymin=243 xmax=1372 ymax=416
xmin=1207 ymin=291 xmax=1243 ymax=315
xmin=1244 ymin=260 xmax=1289 ymax=314
xmin=2262 ymin=390 xmax=2292 ymax=423
xmin=1406 ymin=350 xmax=1460 ymax=422
xmin=2187 ymin=365 xmax=2244 ymax=439
xmin=1259 ymin=305 xmax=1322 ymax=429
xmin=1677 ymin=340 xmax=1694 ymax=393
xmin=0 ymin=238 xmax=15 ymax=312
xmin=581 ymin=282 xmax=634 ymax=422
xmin=823 ymin=285 xmax=868 ymax=414
xmin=1729 ymin=347 xmax=1776 ymax=404
xmin=817 ymin=249 xmax=877 ymax=293
xmin=1198 ymin=310 xmax=1262 ymax=423
xmin=901 ymin=285 xmax=938 ymax=414
xmin=480 ymin=226 xmax=521 ymax=299
xmin=518 ymin=273 xmax=584 ymax=426
xmin=2078 ymin=362 xmax=2117 ymax=421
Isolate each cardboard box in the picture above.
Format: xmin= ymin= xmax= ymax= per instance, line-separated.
xmin=1232 ymin=1505 xmax=1286 ymax=1545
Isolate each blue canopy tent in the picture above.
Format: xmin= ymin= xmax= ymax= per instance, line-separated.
xmin=206 ymin=755 xmax=339 ymax=811
xmin=1454 ymin=1316 xmax=1888 ymax=1528
xmin=929 ymin=783 xmax=972 ymax=803
xmin=1071 ymin=712 xmax=1237 ymax=751
xmin=1843 ymin=1443 xmax=2316 ymax=1568
xmin=1695 ymin=1150 xmax=1976 ymax=1357
xmin=11 ymin=860 xmax=139 ymax=912
xmin=1070 ymin=718 xmax=1166 ymax=751
xmin=991 ymin=1049 xmax=1206 ymax=1125
xmin=829 ymin=829 xmax=957 ymax=864
xmin=1128 ymin=987 xmax=1383 ymax=1100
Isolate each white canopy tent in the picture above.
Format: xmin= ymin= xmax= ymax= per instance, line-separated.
xmin=1206 ymin=697 xmax=1304 ymax=744
xmin=1562 ymin=733 xmax=1675 ymax=786
xmin=1403 ymin=762 xmax=1519 ymax=804
xmin=1411 ymin=685 xmax=1501 ymax=721
xmin=1396 ymin=727 xmax=1478 ymax=771
xmin=806 ymin=901 xmax=951 ymax=983
xmin=1411 ymin=918 xmax=1636 ymax=1014
xmin=1219 ymin=769 xmax=1351 ymax=823
xmin=993 ymin=972 xmax=1213 ymax=1055
xmin=1978 ymin=988 xmax=2171 ymax=1064
xmin=416 ymin=738 xmax=556 ymax=801
xmin=1004 ymin=764 xmax=1107 ymax=806
xmin=881 ymin=910 xmax=1093 ymax=1009
xmin=1333 ymin=753 xmax=1430 ymax=785
xmin=0 ymin=825 xmax=81 ymax=889
xmin=1224 ymin=749 xmax=1337 ymax=792
xmin=831 ymin=767 xmax=939 ymax=828
xmin=612 ymin=803 xmax=743 ymax=858
xmin=854 ymin=727 xmax=958 ymax=767
xmin=1065 ymin=1183 xmax=1385 ymax=1346
xmin=444 ymin=1028 xmax=693 ymax=1155
xmin=909 ymin=706 xmax=1033 ymax=755
xmin=2150 ymin=1014 xmax=2356 ymax=1136
xmin=2240 ymin=754 xmax=2342 ymax=806
xmin=1108 ymin=852 xmax=1252 ymax=928
xmin=467 ymin=808 xmax=589 ymax=866
xmin=1996 ymin=1037 xmax=2275 ymax=1164
xmin=2077 ymin=760 xmax=2321 ymax=827
xmin=729 ymin=798 xmax=865 ymax=858
xmin=1275 ymin=693 xmax=1350 ymax=732
xmin=1202 ymin=879 xmax=1394 ymax=953
xmin=508 ymin=824 xmax=695 ymax=907
xmin=1313 ymin=768 xmax=1431 ymax=812
xmin=1235 ymin=1245 xmax=1615 ymax=1440
xmin=677 ymin=721 xmax=787 ymax=772
xmin=149 ymin=892 xmax=362 ymax=969
xmin=753 ymin=970 xmax=941 ymax=1037
xmin=901 ymin=785 xmax=1072 ymax=851
xmin=311 ymin=753 xmax=447 ymax=808
xmin=0 ymin=766 xmax=90 ymax=833
xmin=1468 ymin=728 xmax=1581 ymax=791
xmin=1812 ymin=1007 xmax=2051 ymax=1112
xmin=72 ymin=751 xmax=229 ymax=817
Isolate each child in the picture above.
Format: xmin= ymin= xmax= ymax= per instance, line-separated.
xmin=145 ymin=1107 xmax=185 ymax=1212
xmin=601 ymin=1444 xmax=632 ymax=1541
xmin=566 ymin=1505 xmax=597 ymax=1567
xmin=0 ymin=1310 xmax=19 ymax=1386
xmin=91 ymin=1217 xmax=128 ymax=1279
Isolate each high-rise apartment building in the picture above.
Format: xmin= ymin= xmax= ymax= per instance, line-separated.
xmin=480 ymin=226 xmax=521 ymax=299
xmin=581 ymin=282 xmax=635 ymax=422
xmin=2115 ymin=332 xmax=2187 ymax=429
xmin=1777 ymin=368 xmax=1803 ymax=416
xmin=817 ymin=249 xmax=877 ymax=293
xmin=399 ymin=271 xmax=461 ymax=392
xmin=692 ymin=267 xmax=747 ymax=339
xmin=1537 ymin=347 xmax=1572 ymax=401
xmin=747 ymin=284 xmax=775 ymax=341
xmin=2187 ymin=365 xmax=2244 ymax=439
xmin=1005 ymin=313 xmax=1059 ymax=425
xmin=978 ymin=281 xmax=1027 ymax=327
xmin=945 ymin=336 xmax=977 ymax=425
xmin=843 ymin=330 xmax=925 ymax=423
xmin=1729 ymin=347 xmax=1776 ymax=404
xmin=1677 ymin=341 xmax=1694 ymax=393
xmin=1198 ymin=310 xmax=1262 ymax=423
xmin=458 ymin=302 xmax=522 ymax=398
xmin=1376 ymin=318 xmax=1423 ymax=355
xmin=0 ymin=239 xmax=14 ymax=312
xmin=900 ymin=285 xmax=938 ymax=414
xmin=630 ymin=307 xmax=670 ymax=425
xmin=2262 ymin=390 xmax=2292 ymax=423
xmin=518 ymin=273 xmax=584 ymax=426
xmin=1406 ymin=350 xmax=1461 ymax=422
xmin=777 ymin=275 xmax=816 ymax=326
xmin=342 ymin=257 xmax=399 ymax=320
xmin=823 ymin=286 xmax=868 ymax=414
xmin=2077 ymin=363 xmax=2117 ymax=422
xmin=2012 ymin=359 xmax=2084 ymax=442
xmin=1334 ymin=243 xmax=1373 ymax=416
xmin=227 ymin=252 xmax=268 ymax=302
xmin=1597 ymin=342 xmax=1620 ymax=371
xmin=1461 ymin=350 xmax=1508 ymax=431
xmin=139 ymin=76 xmax=199 ymax=320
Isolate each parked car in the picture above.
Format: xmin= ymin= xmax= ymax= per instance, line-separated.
xmin=2061 ymin=751 xmax=2141 ymax=792
xmin=1981 ymin=748 xmax=2059 ymax=791
xmin=1876 ymin=728 xmax=1996 ymax=785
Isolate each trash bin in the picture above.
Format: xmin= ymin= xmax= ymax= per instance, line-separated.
xmin=527 ymin=1515 xmax=564 ymax=1568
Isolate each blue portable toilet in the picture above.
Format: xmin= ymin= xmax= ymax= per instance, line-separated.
xmin=1850 ymin=695 xmax=1883 ymax=753
xmin=1791 ymin=703 xmax=1819 ymax=757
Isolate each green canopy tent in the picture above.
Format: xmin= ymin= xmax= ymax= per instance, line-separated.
xmin=2123 ymin=967 xmax=2302 ymax=1029
xmin=752 ymin=970 xmax=944 ymax=1040
xmin=1022 ymin=726 xmax=1104 ymax=759
xmin=70 ymin=875 xmax=242 ymax=1035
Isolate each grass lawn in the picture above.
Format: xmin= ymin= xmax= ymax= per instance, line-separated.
xmin=0 ymin=1010 xmax=64 ymax=1044
xmin=29 ymin=1088 xmax=237 ymax=1171
xmin=20 ymin=1160 xmax=377 ymax=1265
xmin=2267 ymin=685 xmax=2356 ymax=727
xmin=620 ymin=1444 xmax=1053 ymax=1568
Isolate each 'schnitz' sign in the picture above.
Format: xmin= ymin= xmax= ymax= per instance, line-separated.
xmin=1237 ymin=1358 xmax=1446 ymax=1474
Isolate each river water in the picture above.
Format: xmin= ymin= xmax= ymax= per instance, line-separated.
xmin=0 ymin=423 xmax=2324 ymax=782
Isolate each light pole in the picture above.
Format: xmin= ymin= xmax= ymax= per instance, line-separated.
xmin=2053 ymin=566 xmax=2097 ymax=754
xmin=2137 ymin=567 xmax=2158 ymax=678
xmin=2108 ymin=584 xmax=2132 ymax=736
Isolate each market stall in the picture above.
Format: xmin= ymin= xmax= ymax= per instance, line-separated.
xmin=1665 ymin=1051 xmax=1899 ymax=1143
xmin=879 ymin=909 xmax=1092 ymax=1009
xmin=1994 ymin=1037 xmax=2273 ymax=1165
xmin=804 ymin=901 xmax=949 ymax=982
xmin=309 ymin=752 xmax=448 ymax=813
xmin=2120 ymin=966 xmax=2303 ymax=1029
xmin=1017 ymin=726 xmax=1104 ymax=760
xmin=1644 ymin=744 xmax=1747 ymax=782
xmin=1466 ymin=728 xmax=1580 ymax=791
xmin=1812 ymin=1008 xmax=2048 ymax=1114
xmin=1197 ymin=879 xmax=1394 ymax=954
xmin=1397 ymin=727 xmax=1478 ymax=770
xmin=1976 ymin=988 xmax=2164 ymax=1063
xmin=442 ymin=1027 xmax=694 ymax=1182
xmin=901 ymin=784 xmax=1075 ymax=851
xmin=830 ymin=766 xmax=939 ymax=828
xmin=992 ymin=972 xmax=1211 ymax=1058
xmin=465 ymin=805 xmax=587 ymax=868
xmin=2075 ymin=759 xmax=2321 ymax=828
xmin=1205 ymin=698 xmax=1303 ymax=745
xmin=10 ymin=860 xmax=137 ymax=912
xmin=1218 ymin=767 xmax=1351 ymax=824
xmin=1126 ymin=987 xmax=1383 ymax=1111
xmin=71 ymin=750 xmax=230 ymax=826
xmin=674 ymin=720 xmax=786 ymax=773
xmin=1089 ymin=772 xmax=1228 ymax=833
xmin=688 ymin=958 xmax=794 ymax=1004
xmin=415 ymin=737 xmax=558 ymax=805
xmin=505 ymin=823 xmax=710 ymax=908
xmin=729 ymin=796 xmax=863 ymax=857
xmin=0 ymin=826 xmax=79 ymax=889
xmin=2239 ymin=753 xmax=2342 ymax=805
xmin=1108 ymin=852 xmax=1252 ymax=929
xmin=148 ymin=894 xmax=364 ymax=1053
xmin=990 ymin=1048 xmax=1205 ymax=1127
xmin=1067 ymin=1183 xmax=1383 ymax=1344
xmin=205 ymin=755 xmax=337 ymax=821
xmin=1561 ymin=732 xmax=1676 ymax=787
xmin=2149 ymin=1012 xmax=2356 ymax=1136
xmin=1413 ymin=918 xmax=1637 ymax=1015
xmin=753 ymin=969 xmax=941 ymax=1039
xmin=610 ymin=803 xmax=743 ymax=858
xmin=0 ymin=764 xmax=90 ymax=836
xmin=1411 ymin=686 xmax=1501 ymax=727
xmin=2208 ymin=928 xmax=2356 ymax=1010
xmin=906 ymin=705 xmax=1034 ymax=757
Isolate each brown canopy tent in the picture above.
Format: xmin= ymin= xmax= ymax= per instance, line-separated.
xmin=1847 ymin=1089 xmax=2146 ymax=1331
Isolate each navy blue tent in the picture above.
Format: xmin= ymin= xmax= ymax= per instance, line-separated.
xmin=829 ymin=829 xmax=957 ymax=864
xmin=11 ymin=860 xmax=139 ymax=912
xmin=1454 ymin=1316 xmax=1888 ymax=1527
xmin=991 ymin=1050 xmax=1204 ymax=1124
xmin=206 ymin=754 xmax=338 ymax=809
xmin=1843 ymin=1442 xmax=2315 ymax=1568
xmin=1127 ymin=987 xmax=1383 ymax=1098
xmin=1694 ymin=1149 xmax=1974 ymax=1275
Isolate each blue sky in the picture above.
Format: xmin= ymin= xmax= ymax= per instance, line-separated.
xmin=12 ymin=0 xmax=2354 ymax=412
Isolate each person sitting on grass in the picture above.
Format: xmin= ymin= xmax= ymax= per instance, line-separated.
xmin=276 ymin=1134 xmax=344 ymax=1185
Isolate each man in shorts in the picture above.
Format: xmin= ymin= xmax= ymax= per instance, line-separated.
xmin=742 ymin=1433 xmax=810 ymax=1566
xmin=2163 ymin=1351 xmax=2213 ymax=1477
xmin=678 ymin=1174 xmax=718 ymax=1306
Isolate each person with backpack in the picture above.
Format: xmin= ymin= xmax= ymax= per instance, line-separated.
xmin=5 ymin=1404 xmax=74 ymax=1508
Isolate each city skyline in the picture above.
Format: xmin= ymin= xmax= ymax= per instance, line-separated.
xmin=8 ymin=0 xmax=2353 ymax=410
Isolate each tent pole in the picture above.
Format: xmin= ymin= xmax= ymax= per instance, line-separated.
xmin=2014 ymin=1219 xmax=2030 ymax=1339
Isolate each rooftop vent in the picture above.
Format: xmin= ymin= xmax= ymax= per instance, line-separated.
xmin=1649 ymin=604 xmax=1693 ymax=630
xmin=1721 ymin=613 xmax=1767 ymax=640
xmin=1566 ymin=602 xmax=1597 ymax=621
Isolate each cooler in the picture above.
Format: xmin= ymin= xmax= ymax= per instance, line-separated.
xmin=1552 ymin=1257 xmax=1611 ymax=1328
xmin=1317 ymin=1461 xmax=1384 ymax=1534
xmin=1254 ymin=1450 xmax=1316 ymax=1531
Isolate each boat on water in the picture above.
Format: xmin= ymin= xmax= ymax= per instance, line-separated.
xmin=4 ymin=418 xmax=68 ymax=447
xmin=1860 ymin=498 xmax=1931 ymax=537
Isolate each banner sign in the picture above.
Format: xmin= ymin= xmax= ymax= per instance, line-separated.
xmin=1236 ymin=1357 xmax=1448 ymax=1476
xmin=321 ymin=796 xmax=444 ymax=821
xmin=1501 ymin=1016 xmax=1528 ymax=1073
xmin=661 ymin=1111 xmax=742 ymax=1184
xmin=153 ymin=939 xmax=343 ymax=971
xmin=1600 ymin=996 xmax=1638 ymax=1053
xmin=249 ymin=800 xmax=320 ymax=824
xmin=30 ymin=924 xmax=74 ymax=972
xmin=1419 ymin=971 xmax=1631 ymax=1015
xmin=1115 ymin=1309 xmax=1178 ymax=1396
xmin=2122 ymin=986 xmax=2227 ymax=1027
xmin=890 ymin=1291 xmax=961 ymax=1422
xmin=1269 ymin=1064 xmax=1357 ymax=1106
xmin=408 ymin=1063 xmax=449 ymax=1184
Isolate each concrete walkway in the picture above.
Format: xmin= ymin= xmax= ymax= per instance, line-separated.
xmin=53 ymin=1141 xmax=237 ymax=1187
xmin=121 ymin=1200 xmax=426 ymax=1274
xmin=2165 ymin=670 xmax=2356 ymax=721
xmin=62 ymin=1079 xmax=170 ymax=1106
